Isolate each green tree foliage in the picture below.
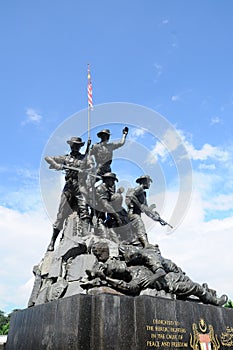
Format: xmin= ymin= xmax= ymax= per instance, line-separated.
xmin=0 ymin=309 xmax=21 ymax=335
xmin=0 ymin=322 xmax=9 ymax=335
xmin=224 ymin=299 xmax=233 ymax=308
xmin=0 ymin=310 xmax=10 ymax=335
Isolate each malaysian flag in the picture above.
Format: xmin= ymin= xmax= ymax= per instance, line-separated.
xmin=87 ymin=64 xmax=93 ymax=110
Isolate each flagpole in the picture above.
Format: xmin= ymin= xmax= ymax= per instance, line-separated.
xmin=87 ymin=64 xmax=97 ymax=231
xmin=88 ymin=104 xmax=91 ymax=141
xmin=87 ymin=63 xmax=93 ymax=141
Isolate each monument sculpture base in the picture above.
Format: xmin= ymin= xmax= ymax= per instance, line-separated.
xmin=5 ymin=294 xmax=233 ymax=350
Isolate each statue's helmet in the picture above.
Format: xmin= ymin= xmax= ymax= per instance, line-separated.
xmin=66 ymin=137 xmax=85 ymax=146
xmin=101 ymin=172 xmax=118 ymax=182
xmin=97 ymin=129 xmax=111 ymax=138
xmin=136 ymin=175 xmax=153 ymax=184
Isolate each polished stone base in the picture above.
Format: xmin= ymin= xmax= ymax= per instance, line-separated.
xmin=5 ymin=294 xmax=233 ymax=350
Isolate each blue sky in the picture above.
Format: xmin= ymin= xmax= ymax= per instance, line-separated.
xmin=0 ymin=1 xmax=233 ymax=313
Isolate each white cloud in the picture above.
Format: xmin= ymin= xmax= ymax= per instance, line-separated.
xmin=171 ymin=90 xmax=192 ymax=103
xmin=204 ymin=193 xmax=233 ymax=211
xmin=158 ymin=19 xmax=169 ymax=27
xmin=184 ymin=142 xmax=229 ymax=161
xmin=22 ymin=108 xmax=42 ymax=125
xmin=162 ymin=19 xmax=169 ymax=25
xmin=130 ymin=127 xmax=147 ymax=140
xmin=210 ymin=116 xmax=222 ymax=125
xmin=191 ymin=171 xmax=223 ymax=198
xmin=147 ymin=141 xmax=168 ymax=164
xmin=146 ymin=128 xmax=184 ymax=164
xmin=0 ymin=205 xmax=50 ymax=312
xmin=187 ymin=143 xmax=216 ymax=160
xmin=171 ymin=95 xmax=180 ymax=102
xmin=173 ymin=129 xmax=232 ymax=165
xmin=162 ymin=128 xmax=181 ymax=151
xmin=198 ymin=163 xmax=216 ymax=170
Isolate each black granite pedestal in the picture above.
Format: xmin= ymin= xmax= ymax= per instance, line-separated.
xmin=5 ymin=294 xmax=233 ymax=350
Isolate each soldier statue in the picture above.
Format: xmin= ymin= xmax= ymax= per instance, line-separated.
xmin=44 ymin=137 xmax=91 ymax=251
xmin=90 ymin=127 xmax=128 ymax=177
xmin=82 ymin=243 xmax=228 ymax=306
xmin=125 ymin=175 xmax=152 ymax=248
xmin=126 ymin=175 xmax=172 ymax=248
xmin=94 ymin=172 xmax=122 ymax=240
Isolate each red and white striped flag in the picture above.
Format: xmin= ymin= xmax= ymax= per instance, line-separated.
xmin=87 ymin=64 xmax=93 ymax=110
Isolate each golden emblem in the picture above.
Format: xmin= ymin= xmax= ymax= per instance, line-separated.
xmin=221 ymin=326 xmax=233 ymax=347
xmin=190 ymin=318 xmax=220 ymax=350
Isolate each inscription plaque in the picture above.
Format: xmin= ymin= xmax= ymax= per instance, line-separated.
xmin=146 ymin=319 xmax=188 ymax=348
xmin=6 ymin=294 xmax=233 ymax=350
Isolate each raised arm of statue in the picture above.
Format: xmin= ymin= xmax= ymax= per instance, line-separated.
xmin=111 ymin=126 xmax=129 ymax=150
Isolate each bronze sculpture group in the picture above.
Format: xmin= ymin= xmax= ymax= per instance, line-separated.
xmin=45 ymin=127 xmax=172 ymax=250
xmin=29 ymin=126 xmax=227 ymax=307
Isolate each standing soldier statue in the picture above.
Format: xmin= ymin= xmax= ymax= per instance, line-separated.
xmin=90 ymin=127 xmax=128 ymax=177
xmin=126 ymin=175 xmax=172 ymax=248
xmin=125 ymin=175 xmax=153 ymax=248
xmin=44 ymin=137 xmax=91 ymax=251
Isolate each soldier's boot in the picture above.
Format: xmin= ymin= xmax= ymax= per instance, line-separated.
xmin=138 ymin=232 xmax=150 ymax=248
xmin=47 ymin=228 xmax=60 ymax=251
xmin=199 ymin=288 xmax=228 ymax=306
xmin=216 ymin=294 xmax=228 ymax=306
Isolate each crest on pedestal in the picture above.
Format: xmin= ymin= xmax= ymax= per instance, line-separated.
xmin=190 ymin=318 xmax=220 ymax=350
